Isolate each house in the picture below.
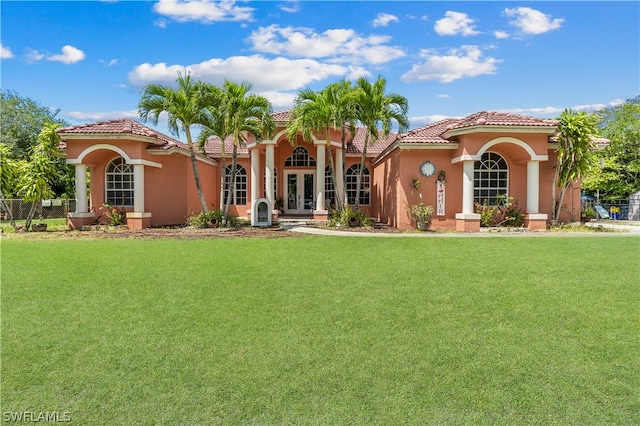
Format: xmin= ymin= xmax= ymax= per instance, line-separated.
xmin=59 ymin=110 xmax=578 ymax=231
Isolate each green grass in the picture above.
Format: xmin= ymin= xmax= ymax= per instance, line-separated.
xmin=1 ymin=218 xmax=68 ymax=233
xmin=1 ymin=236 xmax=639 ymax=424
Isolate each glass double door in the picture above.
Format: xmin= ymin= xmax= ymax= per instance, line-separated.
xmin=285 ymin=171 xmax=315 ymax=214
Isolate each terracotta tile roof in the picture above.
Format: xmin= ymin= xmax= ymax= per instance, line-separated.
xmin=447 ymin=111 xmax=558 ymax=130
xmin=58 ymin=119 xmax=203 ymax=155
xmin=201 ymin=135 xmax=249 ymax=157
xmin=346 ymin=127 xmax=398 ymax=154
xmin=397 ymin=118 xmax=459 ymax=144
xmin=272 ymin=109 xmax=292 ymax=123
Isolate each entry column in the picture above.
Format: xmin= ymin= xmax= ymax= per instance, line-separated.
xmin=67 ymin=163 xmax=95 ymax=229
xmin=126 ymin=164 xmax=152 ymax=230
xmin=265 ymin=144 xmax=274 ymax=209
xmin=250 ymin=148 xmax=260 ymax=217
xmin=526 ymin=160 xmax=548 ymax=230
xmin=455 ymin=160 xmax=480 ymax=231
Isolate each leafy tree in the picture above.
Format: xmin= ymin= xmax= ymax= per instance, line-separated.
xmin=0 ymin=143 xmax=21 ymax=227
xmin=353 ymin=75 xmax=409 ymax=208
xmin=17 ymin=123 xmax=62 ymax=230
xmin=138 ymin=72 xmax=210 ymax=212
xmin=552 ymin=109 xmax=599 ymax=224
xmin=582 ymin=96 xmax=640 ymax=200
xmin=0 ymin=90 xmax=68 ymax=159
xmin=0 ymin=90 xmax=73 ymax=197
xmin=198 ymin=80 xmax=274 ymax=224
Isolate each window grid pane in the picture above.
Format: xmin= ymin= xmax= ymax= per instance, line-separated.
xmin=105 ymin=157 xmax=134 ymax=207
xmin=346 ymin=164 xmax=370 ymax=205
xmin=473 ymin=152 xmax=508 ymax=205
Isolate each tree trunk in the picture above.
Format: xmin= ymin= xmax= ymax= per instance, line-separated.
xmin=0 ymin=191 xmax=18 ymax=229
xmin=341 ymin=127 xmax=348 ymax=207
xmin=185 ymin=127 xmax=209 ymax=213
xmin=326 ymin=132 xmax=341 ymax=210
xmin=24 ymin=200 xmax=38 ymax=231
xmin=354 ymin=132 xmax=369 ymax=210
xmin=219 ymin=148 xmax=226 ymax=213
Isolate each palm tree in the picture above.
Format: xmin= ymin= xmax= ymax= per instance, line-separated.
xmin=138 ymin=72 xmax=210 ymax=212
xmin=199 ymin=80 xmax=274 ymax=224
xmin=287 ymin=86 xmax=343 ymax=210
xmin=325 ymin=79 xmax=358 ymax=207
xmin=353 ymin=75 xmax=409 ymax=208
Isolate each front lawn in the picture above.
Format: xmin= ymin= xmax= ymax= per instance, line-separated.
xmin=1 ymin=236 xmax=638 ymax=424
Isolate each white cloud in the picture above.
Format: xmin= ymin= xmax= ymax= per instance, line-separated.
xmin=247 ymin=25 xmax=405 ymax=65
xmin=25 ymin=48 xmax=46 ymax=63
xmin=493 ymin=30 xmax=509 ymax=40
xmin=504 ymin=7 xmax=564 ymax=35
xmin=48 ymin=45 xmax=86 ymax=64
xmin=279 ymin=1 xmax=300 ymax=14
xmin=410 ymin=114 xmax=456 ymax=126
xmin=401 ymin=45 xmax=502 ymax=83
xmin=437 ymin=94 xmax=452 ymax=99
xmin=434 ymin=11 xmax=479 ymax=36
xmin=128 ymin=55 xmax=369 ymax=109
xmin=372 ymin=13 xmax=399 ymax=28
xmin=1 ymin=43 xmax=13 ymax=59
xmin=153 ymin=0 xmax=254 ymax=24
xmin=99 ymin=58 xmax=119 ymax=67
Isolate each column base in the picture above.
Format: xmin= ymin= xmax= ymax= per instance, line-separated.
xmin=313 ymin=210 xmax=329 ymax=221
xmin=455 ymin=213 xmax=481 ymax=232
xmin=126 ymin=212 xmax=152 ymax=230
xmin=526 ymin=214 xmax=548 ymax=231
xmin=67 ymin=212 xmax=95 ymax=230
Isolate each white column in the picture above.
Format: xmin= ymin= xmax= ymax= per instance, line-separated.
xmin=462 ymin=160 xmax=475 ymax=214
xmin=527 ymin=160 xmax=540 ymax=214
xmin=75 ymin=164 xmax=88 ymax=213
xmin=251 ymin=148 xmax=260 ymax=208
xmin=335 ymin=147 xmax=344 ymax=206
xmin=265 ymin=144 xmax=274 ymax=208
xmin=316 ymin=143 xmax=325 ymax=211
xmin=133 ymin=164 xmax=145 ymax=213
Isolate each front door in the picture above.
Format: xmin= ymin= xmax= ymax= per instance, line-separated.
xmin=285 ymin=171 xmax=315 ymax=214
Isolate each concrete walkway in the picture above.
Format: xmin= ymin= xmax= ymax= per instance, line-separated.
xmin=287 ymin=221 xmax=640 ymax=237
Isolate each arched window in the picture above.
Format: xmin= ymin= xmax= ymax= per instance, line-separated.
xmin=346 ymin=164 xmax=370 ymax=205
xmin=284 ymin=146 xmax=316 ymax=167
xmin=225 ymin=164 xmax=247 ymax=205
xmin=105 ymin=157 xmax=134 ymax=206
xmin=474 ymin=152 xmax=508 ymax=205
xmin=263 ymin=167 xmax=277 ymax=200
xmin=325 ymin=165 xmax=335 ymax=208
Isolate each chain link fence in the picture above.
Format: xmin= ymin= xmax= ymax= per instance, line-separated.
xmin=1 ymin=199 xmax=77 ymax=221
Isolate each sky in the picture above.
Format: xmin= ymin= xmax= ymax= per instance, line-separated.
xmin=1 ymin=0 xmax=638 ymax=139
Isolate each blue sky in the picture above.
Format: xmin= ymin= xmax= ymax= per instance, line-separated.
xmin=1 ymin=1 xmax=638 ymax=138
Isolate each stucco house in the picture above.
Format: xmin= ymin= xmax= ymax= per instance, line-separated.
xmin=59 ymin=110 xmax=579 ymax=231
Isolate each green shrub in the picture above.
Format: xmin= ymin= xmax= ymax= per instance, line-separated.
xmin=187 ymin=210 xmax=238 ymax=228
xmin=329 ymin=206 xmax=372 ymax=228
xmin=474 ymin=195 xmax=526 ymax=227
xmin=102 ymin=203 xmax=127 ymax=226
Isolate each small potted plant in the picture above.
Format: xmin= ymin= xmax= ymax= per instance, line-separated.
xmin=581 ymin=206 xmax=596 ymax=222
xmin=274 ymin=197 xmax=285 ymax=214
xmin=410 ymin=177 xmax=420 ymax=191
xmin=407 ymin=202 xmax=434 ymax=231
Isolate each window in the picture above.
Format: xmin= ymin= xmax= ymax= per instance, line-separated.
xmin=225 ymin=164 xmax=247 ymax=205
xmin=474 ymin=152 xmax=508 ymax=205
xmin=263 ymin=167 xmax=277 ymax=200
xmin=105 ymin=157 xmax=134 ymax=206
xmin=325 ymin=165 xmax=335 ymax=208
xmin=284 ymin=146 xmax=316 ymax=167
xmin=346 ymin=164 xmax=370 ymax=205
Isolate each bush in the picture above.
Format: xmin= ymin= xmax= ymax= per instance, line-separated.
xmin=329 ymin=206 xmax=372 ymax=228
xmin=103 ymin=203 xmax=127 ymax=226
xmin=187 ymin=209 xmax=238 ymax=228
xmin=474 ymin=195 xmax=526 ymax=227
